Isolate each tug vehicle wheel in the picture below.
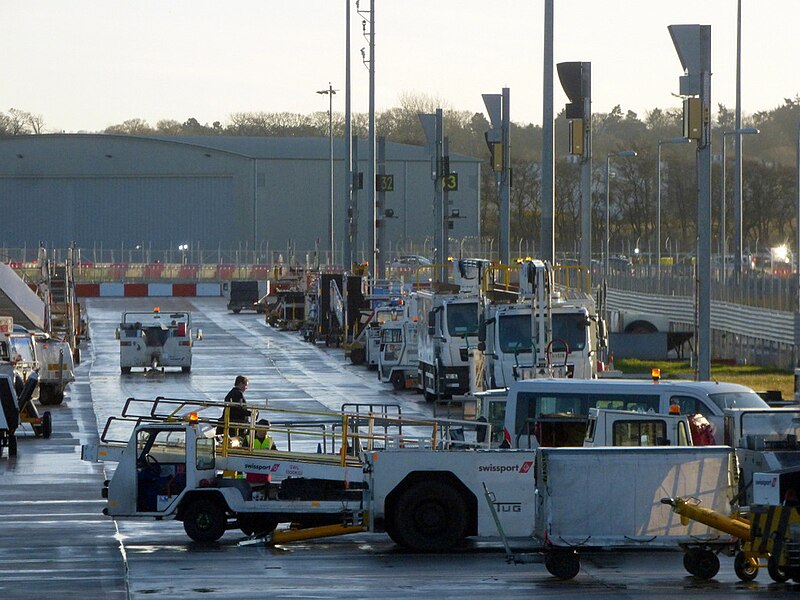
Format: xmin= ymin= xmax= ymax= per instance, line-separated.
xmin=183 ymin=498 xmax=227 ymax=542
xmin=392 ymin=480 xmax=467 ymax=552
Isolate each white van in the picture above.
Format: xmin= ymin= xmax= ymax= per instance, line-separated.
xmin=116 ymin=309 xmax=202 ymax=373
xmin=501 ymin=378 xmax=768 ymax=449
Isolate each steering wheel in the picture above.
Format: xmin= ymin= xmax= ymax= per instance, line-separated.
xmin=545 ymin=338 xmax=571 ymax=367
xmin=144 ymin=453 xmax=161 ymax=475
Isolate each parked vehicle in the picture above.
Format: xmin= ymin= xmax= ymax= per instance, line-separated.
xmin=115 ymin=309 xmax=202 ymax=373
xmin=224 ymin=280 xmax=269 ymax=314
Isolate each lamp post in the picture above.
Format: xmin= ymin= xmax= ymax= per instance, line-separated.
xmin=317 ymin=83 xmax=337 ymax=264
xmin=605 ymin=150 xmax=637 ymax=284
xmin=721 ymin=127 xmax=759 ymax=287
xmin=657 ymin=138 xmax=691 ymax=293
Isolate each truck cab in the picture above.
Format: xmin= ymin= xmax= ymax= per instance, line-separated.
xmin=116 ymin=309 xmax=202 ymax=373
xmin=415 ymin=291 xmax=480 ymax=400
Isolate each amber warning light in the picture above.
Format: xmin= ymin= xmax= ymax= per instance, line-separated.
xmin=651 ymin=368 xmax=661 ymax=382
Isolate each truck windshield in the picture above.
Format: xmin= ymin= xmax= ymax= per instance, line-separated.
xmin=446 ymin=302 xmax=478 ymax=337
xmin=707 ymin=391 xmax=769 ymax=410
xmin=498 ymin=314 xmax=532 ymax=353
xmin=552 ymin=312 xmax=587 ymax=352
xmin=739 ymin=411 xmax=800 ymax=446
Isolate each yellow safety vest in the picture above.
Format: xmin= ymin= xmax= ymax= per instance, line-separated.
xmin=253 ymin=435 xmax=274 ymax=450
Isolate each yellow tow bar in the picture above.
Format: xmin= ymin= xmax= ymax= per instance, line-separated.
xmin=271 ymin=523 xmax=367 ymax=544
xmin=240 ymin=523 xmax=368 ymax=547
xmin=661 ymin=496 xmax=751 ymax=540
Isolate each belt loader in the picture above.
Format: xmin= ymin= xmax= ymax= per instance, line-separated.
xmin=83 ymin=396 xmax=549 ymax=549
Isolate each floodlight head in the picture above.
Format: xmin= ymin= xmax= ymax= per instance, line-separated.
xmin=610 ymin=150 xmax=637 ymax=159
xmin=482 ymin=93 xmax=502 ymax=130
xmin=668 ymin=24 xmax=711 ymax=74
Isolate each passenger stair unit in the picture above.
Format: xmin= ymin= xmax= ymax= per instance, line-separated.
xmin=37 ymin=245 xmax=80 ymax=363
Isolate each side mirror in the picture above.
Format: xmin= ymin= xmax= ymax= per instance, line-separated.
xmin=478 ymin=315 xmax=486 ymax=343
xmin=427 ymin=310 xmax=436 ymax=336
xmin=115 ymin=328 xmax=120 ymax=340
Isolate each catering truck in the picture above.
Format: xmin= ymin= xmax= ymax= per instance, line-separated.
xmin=116 ymin=309 xmax=202 ymax=373
xmin=478 ymin=260 xmax=605 ymax=389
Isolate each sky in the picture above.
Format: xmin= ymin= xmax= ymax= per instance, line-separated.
xmin=3 ymin=1 xmax=799 ymax=133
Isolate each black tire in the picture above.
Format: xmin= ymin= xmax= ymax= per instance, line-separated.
xmin=183 ymin=498 xmax=227 ymax=542
xmin=734 ymin=551 xmax=758 ymax=582
xmin=390 ymin=371 xmax=405 ymax=391
xmin=392 ymin=480 xmax=467 ymax=552
xmin=73 ymin=347 xmax=81 ymax=365
xmin=767 ymin=554 xmax=789 ymax=583
xmin=683 ymin=550 xmax=719 ymax=579
xmin=233 ymin=308 xmax=241 ymax=314
xmin=8 ymin=435 xmax=17 ymax=457
xmin=423 ymin=390 xmax=437 ymax=403
xmin=121 ymin=367 xmax=132 ymax=374
xmin=350 ymin=348 xmax=366 ymax=365
xmin=545 ymin=551 xmax=581 ymax=580
xmin=238 ymin=514 xmax=279 ymax=537
xmin=38 ymin=385 xmax=63 ymax=406
xmin=181 ymin=366 xmax=191 ymax=373
xmin=41 ymin=412 xmax=52 ymax=439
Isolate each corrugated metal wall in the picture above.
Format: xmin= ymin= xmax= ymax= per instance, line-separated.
xmin=0 ymin=175 xmax=234 ymax=248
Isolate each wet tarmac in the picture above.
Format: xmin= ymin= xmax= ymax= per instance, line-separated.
xmin=1 ymin=297 xmax=798 ymax=598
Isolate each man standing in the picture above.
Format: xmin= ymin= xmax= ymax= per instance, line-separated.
xmin=224 ymin=375 xmax=249 ymax=439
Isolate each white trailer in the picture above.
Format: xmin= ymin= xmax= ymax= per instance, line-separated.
xmin=116 ymin=309 xmax=202 ymax=373
xmin=529 ymin=446 xmax=738 ymax=578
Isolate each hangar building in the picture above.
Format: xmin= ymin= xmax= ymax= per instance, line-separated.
xmin=0 ymin=134 xmax=481 ymax=263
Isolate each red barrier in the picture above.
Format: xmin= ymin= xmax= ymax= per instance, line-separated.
xmin=172 ymin=284 xmax=197 ymax=297
xmin=75 ymin=283 xmax=100 ymax=297
xmin=124 ymin=283 xmax=148 ymax=297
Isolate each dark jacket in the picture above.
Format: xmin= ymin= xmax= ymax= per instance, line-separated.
xmin=224 ymin=386 xmax=249 ymax=423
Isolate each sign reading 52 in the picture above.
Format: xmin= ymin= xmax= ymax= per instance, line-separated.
xmin=442 ymin=173 xmax=458 ymax=191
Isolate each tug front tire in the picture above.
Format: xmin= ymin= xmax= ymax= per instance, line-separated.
xmin=183 ymin=498 xmax=227 ymax=542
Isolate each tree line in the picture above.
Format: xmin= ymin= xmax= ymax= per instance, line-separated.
xmin=3 ymin=93 xmax=800 ymax=260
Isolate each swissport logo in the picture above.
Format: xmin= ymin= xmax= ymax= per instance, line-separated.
xmin=478 ymin=460 xmax=534 ymax=475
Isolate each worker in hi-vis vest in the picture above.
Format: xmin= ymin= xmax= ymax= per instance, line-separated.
xmin=253 ymin=419 xmax=277 ymax=451
xmin=247 ymin=419 xmax=278 ymax=486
